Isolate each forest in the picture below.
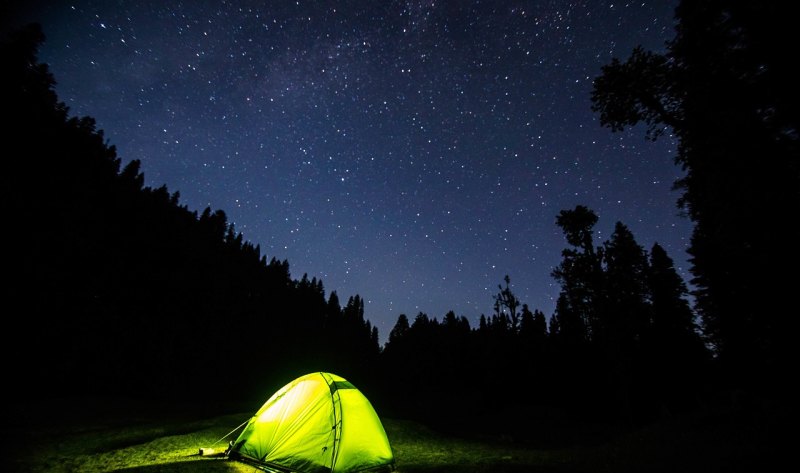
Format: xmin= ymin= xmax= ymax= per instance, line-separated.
xmin=2 ymin=1 xmax=795 ymax=451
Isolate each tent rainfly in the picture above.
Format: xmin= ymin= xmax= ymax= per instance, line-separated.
xmin=226 ymin=372 xmax=395 ymax=473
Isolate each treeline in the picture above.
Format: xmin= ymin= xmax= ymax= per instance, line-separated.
xmin=2 ymin=24 xmax=379 ymax=403
xmin=378 ymin=207 xmax=709 ymax=434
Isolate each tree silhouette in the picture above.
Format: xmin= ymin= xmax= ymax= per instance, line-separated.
xmin=547 ymin=205 xmax=711 ymax=420
xmin=386 ymin=313 xmax=409 ymax=348
xmin=645 ymin=243 xmax=709 ymax=412
xmin=602 ymin=222 xmax=650 ymax=352
xmin=601 ymin=222 xmax=654 ymax=420
xmin=519 ymin=303 xmax=547 ymax=347
xmin=591 ymin=2 xmax=799 ymax=394
xmin=493 ymin=275 xmax=521 ymax=333
xmin=551 ymin=206 xmax=602 ymax=342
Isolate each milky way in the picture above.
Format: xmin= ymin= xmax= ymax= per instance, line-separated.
xmin=6 ymin=1 xmax=692 ymax=342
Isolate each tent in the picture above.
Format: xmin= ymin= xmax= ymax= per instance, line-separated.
xmin=226 ymin=372 xmax=395 ymax=473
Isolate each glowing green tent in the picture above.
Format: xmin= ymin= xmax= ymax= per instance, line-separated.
xmin=227 ymin=372 xmax=395 ymax=473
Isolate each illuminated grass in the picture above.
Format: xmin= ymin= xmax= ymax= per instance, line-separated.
xmin=7 ymin=403 xmax=571 ymax=473
xmin=5 ymin=399 xmax=771 ymax=473
xmin=385 ymin=418 xmax=572 ymax=473
xmin=9 ymin=410 xmax=253 ymax=473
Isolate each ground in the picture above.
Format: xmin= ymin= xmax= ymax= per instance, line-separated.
xmin=1 ymin=397 xmax=782 ymax=473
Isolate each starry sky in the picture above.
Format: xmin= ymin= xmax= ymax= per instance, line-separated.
xmin=5 ymin=1 xmax=692 ymax=343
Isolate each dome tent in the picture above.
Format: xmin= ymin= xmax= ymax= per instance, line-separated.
xmin=227 ymin=372 xmax=395 ymax=473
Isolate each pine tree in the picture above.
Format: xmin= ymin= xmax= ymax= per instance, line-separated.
xmin=599 ymin=222 xmax=654 ymax=420
xmin=551 ymin=206 xmax=602 ymax=341
xmin=602 ymin=221 xmax=651 ymax=352
xmin=646 ymin=243 xmax=709 ymax=410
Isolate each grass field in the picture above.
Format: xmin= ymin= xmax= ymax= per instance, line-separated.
xmin=1 ymin=397 xmax=781 ymax=473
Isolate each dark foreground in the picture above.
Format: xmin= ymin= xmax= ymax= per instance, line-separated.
xmin=1 ymin=397 xmax=785 ymax=473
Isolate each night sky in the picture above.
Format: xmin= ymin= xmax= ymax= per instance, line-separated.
xmin=6 ymin=1 xmax=692 ymax=342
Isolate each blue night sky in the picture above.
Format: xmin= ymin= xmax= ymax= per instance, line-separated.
xmin=6 ymin=1 xmax=691 ymax=343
